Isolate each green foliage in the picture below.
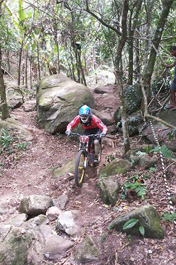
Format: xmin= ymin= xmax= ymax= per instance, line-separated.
xmin=143 ymin=145 xmax=154 ymax=153
xmin=150 ymin=145 xmax=174 ymax=158
xmin=151 ymin=77 xmax=171 ymax=94
xmin=122 ymin=179 xmax=146 ymax=200
xmin=149 ymin=167 xmax=157 ymax=172
xmin=0 ymin=129 xmax=13 ymax=154
xmin=123 ymin=219 xmax=145 ymax=236
xmin=135 ymin=151 xmax=146 ymax=156
xmin=123 ymin=218 xmax=138 ymax=229
xmin=139 ymin=225 xmax=145 ymax=236
xmin=0 ymin=129 xmax=31 ymax=154
xmin=105 ymin=154 xmax=116 ymax=162
xmin=56 ymin=132 xmax=63 ymax=139
xmin=16 ymin=141 xmax=31 ymax=150
xmin=161 ymin=212 xmax=176 ymax=222
xmin=102 ymin=173 xmax=108 ymax=178
xmin=168 ymin=129 xmax=176 ymax=141
xmin=100 ymin=233 xmax=107 ymax=243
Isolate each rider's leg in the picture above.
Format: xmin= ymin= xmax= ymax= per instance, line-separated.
xmin=93 ymin=129 xmax=101 ymax=156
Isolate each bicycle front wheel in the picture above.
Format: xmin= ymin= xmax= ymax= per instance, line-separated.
xmin=74 ymin=150 xmax=86 ymax=187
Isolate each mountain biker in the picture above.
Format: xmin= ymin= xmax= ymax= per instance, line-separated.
xmin=65 ymin=105 xmax=107 ymax=163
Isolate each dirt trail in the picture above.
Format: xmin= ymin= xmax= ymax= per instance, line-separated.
xmin=0 ymin=90 xmax=176 ymax=265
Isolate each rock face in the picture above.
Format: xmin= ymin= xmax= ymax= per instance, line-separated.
xmin=36 ymin=74 xmax=94 ymax=134
xmin=109 ymin=205 xmax=164 ymax=239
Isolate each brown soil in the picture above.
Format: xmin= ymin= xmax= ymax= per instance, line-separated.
xmin=0 ymin=85 xmax=176 ymax=265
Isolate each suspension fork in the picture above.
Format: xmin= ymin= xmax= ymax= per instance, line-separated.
xmin=84 ymin=151 xmax=88 ymax=168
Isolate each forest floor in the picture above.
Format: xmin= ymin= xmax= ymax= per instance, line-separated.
xmin=0 ymin=83 xmax=176 ymax=265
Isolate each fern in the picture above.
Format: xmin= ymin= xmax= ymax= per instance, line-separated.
xmin=122 ymin=181 xmax=146 ymax=200
xmin=150 ymin=145 xmax=174 ymax=158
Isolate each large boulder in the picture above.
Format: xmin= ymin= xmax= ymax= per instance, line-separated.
xmin=36 ymin=74 xmax=94 ymax=134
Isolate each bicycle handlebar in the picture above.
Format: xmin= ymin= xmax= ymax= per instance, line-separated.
xmin=70 ymin=132 xmax=101 ymax=137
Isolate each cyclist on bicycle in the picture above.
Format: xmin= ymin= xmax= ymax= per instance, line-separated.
xmin=65 ymin=105 xmax=107 ymax=163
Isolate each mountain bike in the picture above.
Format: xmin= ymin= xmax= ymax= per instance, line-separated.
xmin=69 ymin=132 xmax=103 ymax=187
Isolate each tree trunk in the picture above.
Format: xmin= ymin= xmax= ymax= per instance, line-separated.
xmin=114 ymin=0 xmax=130 ymax=152
xmin=0 ymin=1 xmax=9 ymax=119
xmin=143 ymin=0 xmax=174 ymax=95
xmin=0 ymin=43 xmax=9 ymax=120
xmin=114 ymin=0 xmax=129 ymax=84
xmin=128 ymin=0 xmax=142 ymax=85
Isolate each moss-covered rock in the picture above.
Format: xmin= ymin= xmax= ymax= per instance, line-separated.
xmin=53 ymin=159 xmax=75 ymax=178
xmin=99 ymin=159 xmax=132 ymax=177
xmin=98 ymin=176 xmax=120 ymax=206
xmin=75 ymin=236 xmax=100 ymax=264
xmin=109 ymin=205 xmax=164 ymax=239
xmin=0 ymin=225 xmax=35 ymax=265
xmin=36 ymin=74 xmax=94 ymax=134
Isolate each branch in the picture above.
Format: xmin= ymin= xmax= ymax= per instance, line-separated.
xmin=84 ymin=0 xmax=122 ymax=36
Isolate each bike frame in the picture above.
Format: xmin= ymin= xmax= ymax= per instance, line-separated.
xmin=70 ymin=132 xmax=100 ymax=165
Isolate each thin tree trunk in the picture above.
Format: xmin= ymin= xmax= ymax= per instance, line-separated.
xmin=54 ymin=34 xmax=60 ymax=74
xmin=25 ymin=51 xmax=28 ymax=88
xmin=29 ymin=57 xmax=32 ymax=89
xmin=37 ymin=44 xmax=41 ymax=80
xmin=18 ymin=41 xmax=23 ymax=87
xmin=78 ymin=50 xmax=87 ymax=86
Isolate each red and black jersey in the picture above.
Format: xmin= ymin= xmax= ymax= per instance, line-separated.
xmin=66 ymin=115 xmax=107 ymax=134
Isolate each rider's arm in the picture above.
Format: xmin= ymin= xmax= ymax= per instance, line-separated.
xmin=66 ymin=115 xmax=80 ymax=131
xmin=92 ymin=115 xmax=107 ymax=135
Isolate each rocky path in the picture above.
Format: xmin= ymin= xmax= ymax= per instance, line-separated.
xmin=0 ymin=91 xmax=176 ymax=264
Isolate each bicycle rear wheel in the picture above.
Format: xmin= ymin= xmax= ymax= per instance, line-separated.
xmin=74 ymin=150 xmax=86 ymax=187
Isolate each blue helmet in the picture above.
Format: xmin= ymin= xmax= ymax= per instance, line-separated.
xmin=79 ymin=105 xmax=91 ymax=123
